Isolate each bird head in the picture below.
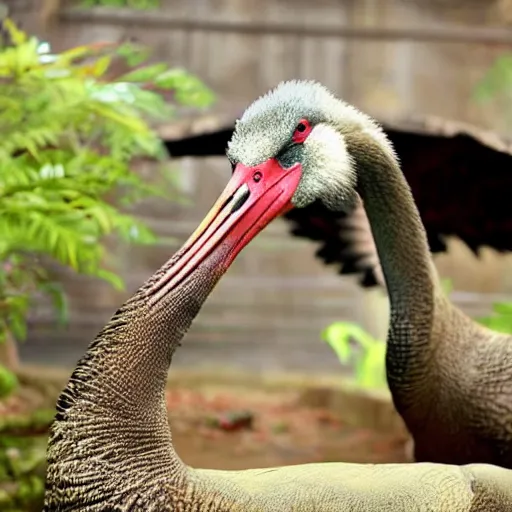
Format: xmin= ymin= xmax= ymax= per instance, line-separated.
xmin=173 ymin=80 xmax=394 ymax=279
xmin=228 ymin=79 xmax=360 ymax=212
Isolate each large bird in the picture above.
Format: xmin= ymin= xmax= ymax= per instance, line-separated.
xmin=43 ymin=81 xmax=512 ymax=511
xmin=164 ymin=90 xmax=512 ymax=466
xmin=224 ymin=81 xmax=512 ymax=467
xmin=164 ymin=114 xmax=512 ymax=288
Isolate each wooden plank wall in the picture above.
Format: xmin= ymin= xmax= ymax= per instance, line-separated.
xmin=19 ymin=0 xmax=511 ymax=131
xmin=8 ymin=1 xmax=512 ymax=124
xmin=6 ymin=0 xmax=512 ymax=371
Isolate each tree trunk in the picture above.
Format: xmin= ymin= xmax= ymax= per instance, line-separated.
xmin=0 ymin=331 xmax=20 ymax=371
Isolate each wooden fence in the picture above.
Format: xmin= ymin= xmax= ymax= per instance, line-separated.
xmin=5 ymin=0 xmax=512 ymax=372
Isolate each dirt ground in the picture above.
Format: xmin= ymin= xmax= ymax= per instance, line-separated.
xmin=167 ymin=385 xmax=410 ymax=469
xmin=1 ymin=380 xmax=410 ymax=470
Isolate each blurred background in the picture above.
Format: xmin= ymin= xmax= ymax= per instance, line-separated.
xmin=6 ymin=0 xmax=512 ymax=373
xmin=1 ymin=1 xmax=512 ymax=510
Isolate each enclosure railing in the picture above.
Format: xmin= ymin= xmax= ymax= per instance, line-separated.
xmin=61 ymin=7 xmax=512 ymax=46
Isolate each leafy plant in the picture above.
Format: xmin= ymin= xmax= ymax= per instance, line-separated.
xmin=0 ymin=364 xmax=17 ymax=399
xmin=473 ymin=53 xmax=512 ymax=130
xmin=440 ymin=278 xmax=453 ymax=296
xmin=322 ymin=322 xmax=387 ymax=389
xmin=0 ymin=20 xmax=214 ymax=371
xmin=478 ymin=301 xmax=512 ymax=335
xmin=473 ymin=54 xmax=512 ymax=103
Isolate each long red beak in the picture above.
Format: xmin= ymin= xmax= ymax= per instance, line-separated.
xmin=148 ymin=158 xmax=302 ymax=304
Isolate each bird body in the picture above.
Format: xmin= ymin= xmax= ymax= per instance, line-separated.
xmin=44 ymin=80 xmax=512 ymax=510
xmin=225 ymin=80 xmax=512 ymax=467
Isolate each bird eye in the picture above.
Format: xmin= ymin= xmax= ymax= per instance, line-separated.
xmin=292 ymin=119 xmax=312 ymax=143
xmin=230 ymin=160 xmax=236 ymax=173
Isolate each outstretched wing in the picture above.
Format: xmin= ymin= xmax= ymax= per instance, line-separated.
xmin=163 ymin=116 xmax=512 ymax=289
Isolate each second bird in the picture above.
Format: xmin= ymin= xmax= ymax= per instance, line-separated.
xmin=225 ymin=80 xmax=512 ymax=468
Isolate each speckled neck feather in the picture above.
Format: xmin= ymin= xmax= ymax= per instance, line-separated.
xmin=43 ymin=248 xmax=226 ymax=510
xmin=344 ymin=130 xmax=438 ymax=407
xmin=343 ymin=113 xmax=512 ymax=469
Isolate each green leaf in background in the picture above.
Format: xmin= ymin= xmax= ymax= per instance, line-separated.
xmin=2 ymin=19 xmax=27 ymax=46
xmin=118 ymin=62 xmax=169 ymax=83
xmin=0 ymin=364 xmax=18 ymax=399
xmin=493 ymin=302 xmax=512 ymax=316
xmin=154 ymin=68 xmax=216 ymax=107
xmin=323 ymin=279 xmax=511 ymax=389
xmin=115 ymin=42 xmax=151 ymax=67
xmin=441 ymin=278 xmax=453 ymax=296
xmin=474 ymin=54 xmax=512 ymax=103
xmin=322 ymin=321 xmax=387 ymax=389
xmin=322 ymin=322 xmax=368 ymax=363
xmin=95 ymin=269 xmax=125 ymax=291
xmin=478 ymin=301 xmax=512 ymax=335
xmin=357 ymin=342 xmax=387 ymax=389
xmin=0 ymin=19 xmax=215 ymax=395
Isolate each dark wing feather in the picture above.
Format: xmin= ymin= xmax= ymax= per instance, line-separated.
xmin=162 ymin=117 xmax=512 ymax=289
xmin=389 ymin=118 xmax=512 ymax=255
xmin=283 ymin=199 xmax=385 ymax=287
xmin=163 ymin=128 xmax=234 ymax=158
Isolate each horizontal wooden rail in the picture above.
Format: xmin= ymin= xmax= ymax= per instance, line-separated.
xmin=61 ymin=7 xmax=512 ymax=46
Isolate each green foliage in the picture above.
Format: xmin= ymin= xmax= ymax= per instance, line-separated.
xmin=0 ymin=20 xmax=214 ymax=354
xmin=80 ymin=0 xmax=160 ymax=8
xmin=0 ymin=431 xmax=48 ymax=511
xmin=0 ymin=365 xmax=17 ymax=399
xmin=322 ymin=322 xmax=387 ymax=389
xmin=473 ymin=54 xmax=512 ymax=103
xmin=473 ymin=53 xmax=512 ymax=130
xmin=440 ymin=278 xmax=453 ymax=296
xmin=478 ymin=301 xmax=512 ymax=335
